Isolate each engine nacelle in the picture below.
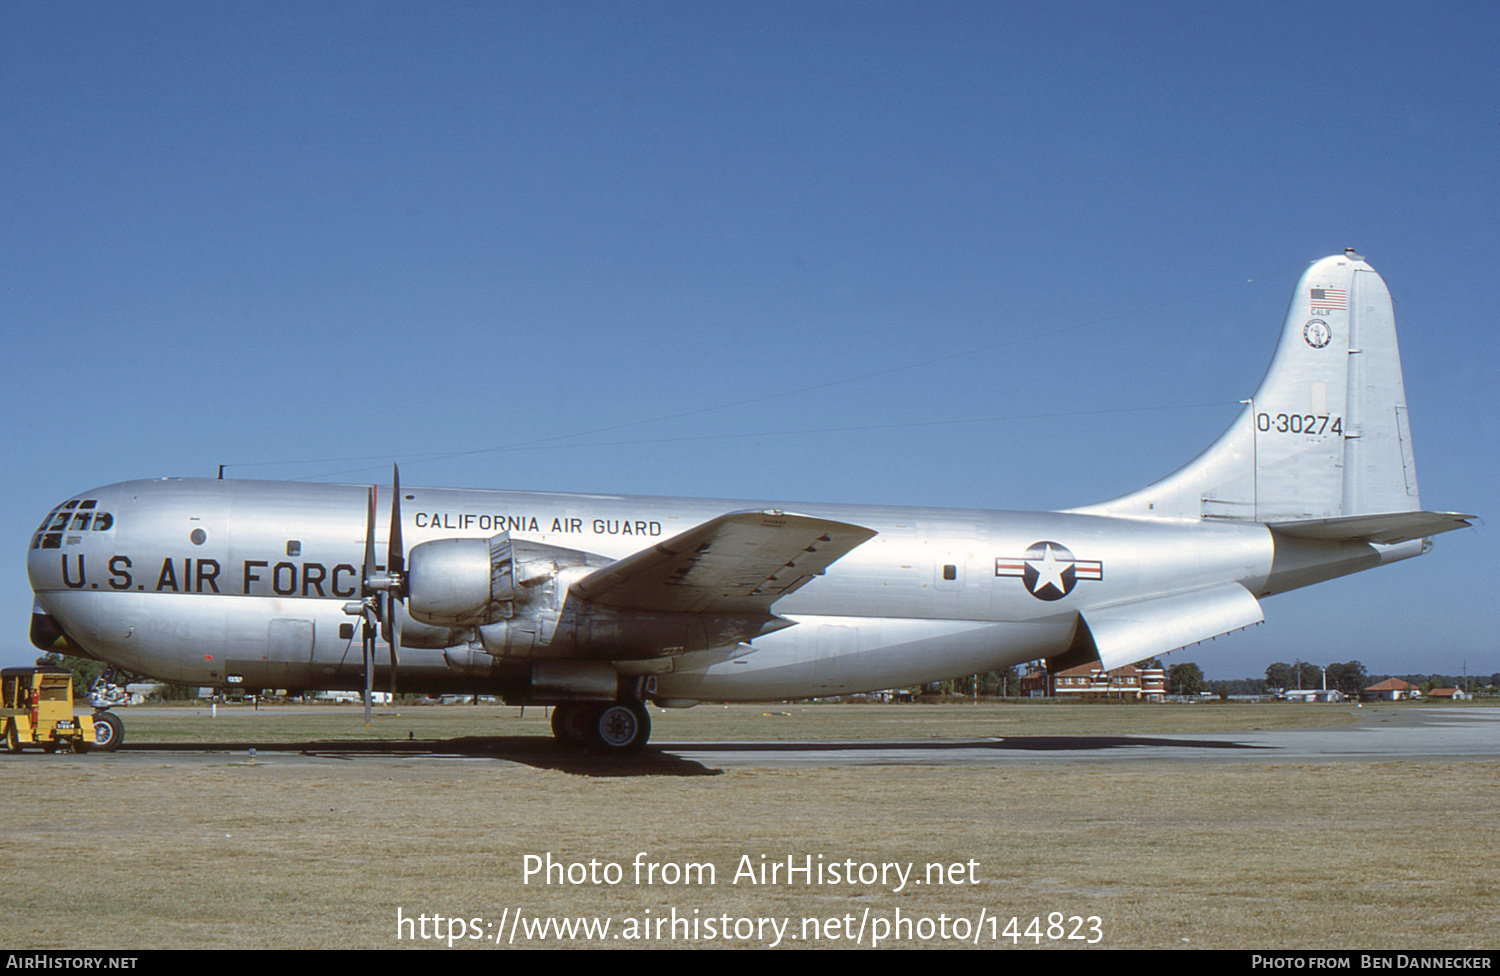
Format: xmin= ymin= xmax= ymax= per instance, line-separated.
xmin=406 ymin=533 xmax=601 ymax=628
xmin=475 ymin=601 xmax=792 ymax=660
xmin=415 ymin=532 xmax=794 ymax=665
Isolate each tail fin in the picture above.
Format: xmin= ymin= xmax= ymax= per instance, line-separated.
xmin=1075 ymin=251 xmax=1425 ymax=524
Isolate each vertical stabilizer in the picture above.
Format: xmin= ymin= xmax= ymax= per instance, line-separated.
xmin=1073 ymin=252 xmax=1421 ymax=523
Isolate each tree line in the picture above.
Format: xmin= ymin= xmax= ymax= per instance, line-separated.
xmin=35 ymin=650 xmax=1497 ymax=703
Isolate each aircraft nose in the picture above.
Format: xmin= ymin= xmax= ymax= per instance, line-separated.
xmin=28 ymin=488 xmax=124 ymax=656
xmin=29 ymin=495 xmax=115 ymax=552
xmin=28 ymin=490 xmax=121 ymax=601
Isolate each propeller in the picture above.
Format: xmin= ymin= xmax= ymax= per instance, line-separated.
xmin=344 ymin=465 xmax=407 ymax=726
xmin=382 ymin=466 xmax=405 ymax=699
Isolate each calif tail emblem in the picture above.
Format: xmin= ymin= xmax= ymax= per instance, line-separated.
xmin=995 ymin=542 xmax=1104 ymax=601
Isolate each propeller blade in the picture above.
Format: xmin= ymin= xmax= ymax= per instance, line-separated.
xmin=386 ymin=591 xmax=401 ymax=700
xmin=362 ymin=612 xmax=375 ymax=726
xmin=388 ymin=464 xmax=404 ymax=584
xmin=362 ymin=486 xmax=377 ymax=597
xmin=385 ymin=465 xmax=404 ymax=703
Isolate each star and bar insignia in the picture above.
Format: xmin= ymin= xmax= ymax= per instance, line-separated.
xmin=995 ymin=541 xmax=1103 ymax=601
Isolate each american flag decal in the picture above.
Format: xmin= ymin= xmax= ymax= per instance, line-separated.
xmin=1309 ymin=287 xmax=1347 ymax=312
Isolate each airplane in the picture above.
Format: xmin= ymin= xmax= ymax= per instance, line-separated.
xmin=26 ymin=251 xmax=1472 ymax=754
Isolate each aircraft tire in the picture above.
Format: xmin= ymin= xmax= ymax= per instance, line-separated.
xmin=550 ymin=703 xmax=597 ymax=747
xmin=591 ymin=701 xmax=650 ymax=755
xmin=91 ymin=711 xmax=123 ymax=753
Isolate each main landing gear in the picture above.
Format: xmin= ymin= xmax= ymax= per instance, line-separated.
xmin=550 ymin=701 xmax=651 ymax=755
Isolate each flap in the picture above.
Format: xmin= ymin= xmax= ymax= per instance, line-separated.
xmin=1269 ymin=511 xmax=1474 ymax=545
xmin=1080 ymin=582 xmax=1264 ymax=671
xmin=571 ymin=510 xmax=877 ymax=615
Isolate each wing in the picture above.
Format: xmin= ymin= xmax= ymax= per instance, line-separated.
xmin=570 ymin=510 xmax=877 ymax=614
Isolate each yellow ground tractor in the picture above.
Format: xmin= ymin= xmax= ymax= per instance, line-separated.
xmin=1 ymin=666 xmax=122 ymax=753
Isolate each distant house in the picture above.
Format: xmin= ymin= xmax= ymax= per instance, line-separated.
xmin=1280 ymin=688 xmax=1344 ymax=703
xmin=1362 ymin=678 xmax=1421 ymax=701
xmin=317 ymin=690 xmax=393 ymax=704
xmin=1427 ymin=687 xmax=1469 ymax=701
xmin=1021 ymin=663 xmax=1167 ymax=701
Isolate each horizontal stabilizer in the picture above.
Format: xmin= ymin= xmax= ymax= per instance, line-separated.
xmin=571 ymin=510 xmax=877 ymax=615
xmin=1268 ymin=511 xmax=1474 ymax=545
xmin=1080 ymin=582 xmax=1264 ymax=672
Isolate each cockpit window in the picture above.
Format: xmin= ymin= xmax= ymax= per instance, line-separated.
xmin=31 ymin=500 xmax=113 ymax=549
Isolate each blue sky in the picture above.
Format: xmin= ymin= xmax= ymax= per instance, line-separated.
xmin=4 ymin=1 xmax=1496 ymax=681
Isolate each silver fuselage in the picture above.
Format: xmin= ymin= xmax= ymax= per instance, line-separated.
xmin=27 ymin=476 xmax=1411 ymax=702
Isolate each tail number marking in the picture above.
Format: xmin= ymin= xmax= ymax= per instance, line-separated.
xmin=1256 ymin=413 xmax=1341 ymax=436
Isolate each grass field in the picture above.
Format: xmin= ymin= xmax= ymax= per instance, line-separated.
xmin=2 ymin=701 xmax=1495 ymax=950
xmin=87 ymin=696 xmax=1369 ymax=743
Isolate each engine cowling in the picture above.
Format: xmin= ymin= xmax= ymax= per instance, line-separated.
xmin=406 ymin=533 xmax=599 ymax=628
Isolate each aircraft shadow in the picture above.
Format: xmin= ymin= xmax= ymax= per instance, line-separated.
xmin=115 ymin=731 xmax=1265 ymax=776
xmin=119 ymin=737 xmax=722 ymax=777
xmin=666 ymin=735 xmax=1267 ymax=753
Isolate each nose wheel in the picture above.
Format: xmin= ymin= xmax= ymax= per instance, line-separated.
xmin=90 ymin=710 xmax=124 ymax=752
xmin=550 ymin=701 xmax=651 ymax=755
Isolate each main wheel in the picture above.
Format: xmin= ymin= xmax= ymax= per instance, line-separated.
xmin=91 ymin=711 xmax=123 ymax=753
xmin=550 ymin=703 xmax=598 ymax=747
xmin=591 ymin=702 xmax=651 ymax=755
